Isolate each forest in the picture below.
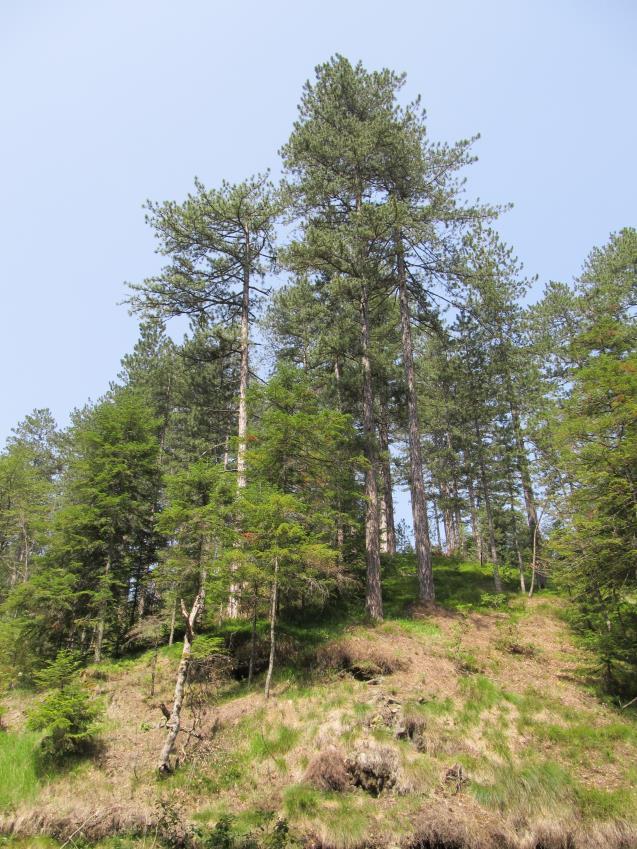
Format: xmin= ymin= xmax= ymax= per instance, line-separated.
xmin=0 ymin=56 xmax=636 ymax=849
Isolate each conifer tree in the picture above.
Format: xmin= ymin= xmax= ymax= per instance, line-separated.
xmin=281 ymin=56 xmax=409 ymax=619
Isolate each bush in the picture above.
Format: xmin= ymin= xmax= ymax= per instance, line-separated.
xmin=316 ymin=637 xmax=407 ymax=679
xmin=197 ymin=814 xmax=291 ymax=849
xmin=304 ymin=746 xmax=351 ymax=791
xmin=26 ymin=651 xmax=102 ymax=764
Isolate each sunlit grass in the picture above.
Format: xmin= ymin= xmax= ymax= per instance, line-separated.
xmin=0 ymin=731 xmax=41 ymax=811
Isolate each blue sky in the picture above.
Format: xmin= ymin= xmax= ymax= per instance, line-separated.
xmin=1 ymin=0 xmax=634 ymax=463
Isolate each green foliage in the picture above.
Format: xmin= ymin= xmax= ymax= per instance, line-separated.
xmin=540 ymin=229 xmax=637 ymax=696
xmin=479 ymin=592 xmax=508 ymax=610
xmin=196 ymin=814 xmax=291 ymax=849
xmin=26 ymin=652 xmax=103 ymax=764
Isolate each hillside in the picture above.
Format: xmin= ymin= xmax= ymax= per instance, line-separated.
xmin=1 ymin=558 xmax=636 ymax=849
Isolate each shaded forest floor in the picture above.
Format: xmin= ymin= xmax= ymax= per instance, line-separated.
xmin=2 ymin=557 xmax=637 ymax=849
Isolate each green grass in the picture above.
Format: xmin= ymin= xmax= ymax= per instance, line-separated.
xmin=528 ymin=718 xmax=637 ymax=764
xmin=471 ymin=759 xmax=573 ymax=812
xmin=283 ymin=783 xmax=321 ymax=817
xmin=0 ymin=731 xmax=41 ymax=811
xmin=380 ymin=554 xmax=521 ymax=619
xmin=575 ymin=785 xmax=636 ymax=821
xmin=457 ymin=675 xmax=505 ymax=724
xmin=408 ymin=694 xmax=454 ymax=717
xmin=283 ymin=785 xmax=373 ymax=848
xmin=249 ymin=723 xmax=299 ymax=759
xmin=381 ymin=618 xmax=441 ymax=639
xmin=0 ymin=839 xmax=169 ymax=848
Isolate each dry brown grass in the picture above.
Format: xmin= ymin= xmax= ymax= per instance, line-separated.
xmin=305 ymin=746 xmax=351 ymax=792
xmin=2 ymin=595 xmax=637 ymax=848
xmin=315 ymin=634 xmax=409 ymax=680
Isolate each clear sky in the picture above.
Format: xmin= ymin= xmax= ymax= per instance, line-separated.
xmin=1 ymin=0 xmax=635 ymax=457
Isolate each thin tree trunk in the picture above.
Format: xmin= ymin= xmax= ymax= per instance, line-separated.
xmin=264 ymin=559 xmax=279 ymax=699
xmin=446 ymin=432 xmax=463 ymax=554
xmin=467 ymin=475 xmax=483 ymax=564
xmin=378 ymin=408 xmax=397 ymax=556
xmin=158 ymin=567 xmax=207 ymax=772
xmin=248 ymin=589 xmax=258 ymax=686
xmin=237 ymin=232 xmax=250 ymax=489
xmin=509 ymin=399 xmax=539 ymax=538
xmin=456 ymin=508 xmax=465 ymax=554
xmin=506 ymin=472 xmax=526 ymax=592
xmin=168 ymin=596 xmax=176 ymax=646
xmin=379 ymin=495 xmax=388 ymax=554
xmin=474 ymin=421 xmax=502 ymax=592
xmin=396 ymin=233 xmax=434 ymax=601
xmin=228 ymin=235 xmax=251 ymax=619
xmin=528 ymin=522 xmax=539 ymax=598
xmin=149 ymin=644 xmax=159 ymax=698
xmin=433 ymin=501 xmax=442 ymax=550
xmin=94 ymin=554 xmax=111 ymax=664
xmin=360 ymin=288 xmax=383 ymax=621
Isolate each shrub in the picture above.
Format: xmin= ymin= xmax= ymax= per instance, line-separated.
xmin=304 ymin=746 xmax=350 ymax=792
xmin=316 ymin=638 xmax=406 ymax=679
xmin=198 ymin=813 xmax=291 ymax=849
xmin=26 ymin=651 xmax=102 ymax=764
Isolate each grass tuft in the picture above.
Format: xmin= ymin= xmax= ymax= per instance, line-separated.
xmin=0 ymin=731 xmax=41 ymax=811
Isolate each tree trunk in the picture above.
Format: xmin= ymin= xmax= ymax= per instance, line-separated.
xmin=509 ymin=399 xmax=539 ymax=539
xmin=378 ymin=408 xmax=397 ymax=556
xmin=248 ymin=590 xmax=258 ymax=686
xmin=379 ymin=495 xmax=388 ymax=554
xmin=467 ymin=474 xmax=483 ymax=565
xmin=264 ymin=559 xmax=279 ymax=699
xmin=168 ymin=596 xmax=176 ymax=646
xmin=237 ymin=234 xmax=250 ymax=490
xmin=528 ymin=522 xmax=540 ymax=598
xmin=433 ymin=501 xmax=442 ymax=550
xmin=396 ymin=232 xmax=434 ymax=601
xmin=506 ymin=472 xmax=526 ymax=592
xmin=360 ymin=286 xmax=383 ymax=621
xmin=440 ymin=481 xmax=454 ymax=554
xmin=228 ymin=235 xmax=251 ymax=619
xmin=158 ymin=570 xmax=207 ymax=773
xmin=474 ymin=422 xmax=502 ymax=592
xmin=94 ymin=554 xmax=111 ymax=664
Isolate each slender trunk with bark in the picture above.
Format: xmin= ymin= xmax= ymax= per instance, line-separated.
xmin=379 ymin=495 xmax=388 ymax=554
xmin=506 ymin=472 xmax=526 ymax=592
xmin=168 ymin=595 xmax=176 ymax=646
xmin=433 ymin=501 xmax=442 ymax=550
xmin=94 ymin=554 xmax=111 ymax=664
xmin=396 ymin=232 xmax=434 ymax=601
xmin=264 ymin=559 xmax=279 ymax=699
xmin=509 ymin=398 xmax=539 ymax=539
xmin=228 ymin=236 xmax=251 ymax=619
xmin=467 ymin=473 xmax=484 ymax=565
xmin=474 ymin=422 xmax=502 ymax=592
xmin=237 ymin=234 xmax=250 ymax=490
xmin=158 ymin=566 xmax=207 ymax=772
xmin=360 ymin=287 xmax=383 ymax=621
xmin=248 ymin=589 xmax=258 ymax=686
xmin=378 ymin=408 xmax=397 ymax=556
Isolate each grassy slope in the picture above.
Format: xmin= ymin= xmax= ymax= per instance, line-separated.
xmin=1 ymin=556 xmax=637 ymax=849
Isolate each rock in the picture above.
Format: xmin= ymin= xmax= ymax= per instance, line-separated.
xmin=443 ymin=763 xmax=469 ymax=794
xmin=346 ymin=740 xmax=401 ymax=796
